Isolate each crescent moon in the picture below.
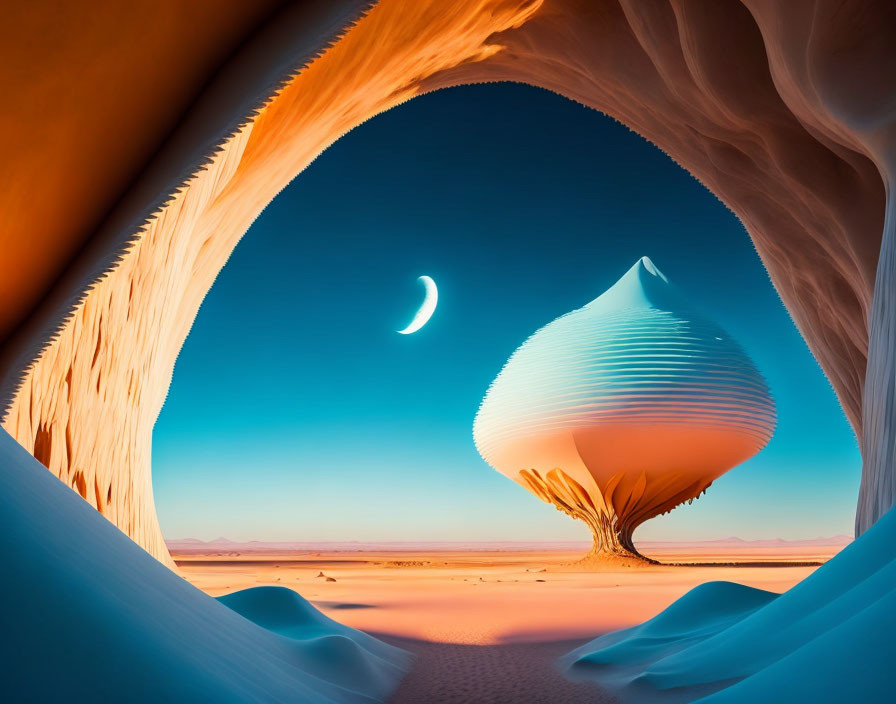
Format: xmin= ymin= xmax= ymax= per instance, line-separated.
xmin=397 ymin=275 xmax=438 ymax=335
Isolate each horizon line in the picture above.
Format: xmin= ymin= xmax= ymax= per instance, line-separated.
xmin=166 ymin=535 xmax=854 ymax=546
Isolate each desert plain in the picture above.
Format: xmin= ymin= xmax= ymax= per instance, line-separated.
xmin=173 ymin=539 xmax=845 ymax=703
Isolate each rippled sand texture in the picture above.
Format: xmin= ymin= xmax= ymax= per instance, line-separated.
xmin=174 ymin=546 xmax=833 ymax=644
xmin=174 ymin=545 xmax=835 ymax=703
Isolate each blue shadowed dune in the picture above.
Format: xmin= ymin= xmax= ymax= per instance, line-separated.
xmin=0 ymin=429 xmax=411 ymax=702
xmin=561 ymin=505 xmax=896 ymax=702
xmin=218 ymin=587 xmax=410 ymax=697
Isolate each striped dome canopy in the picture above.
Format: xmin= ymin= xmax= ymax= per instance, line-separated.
xmin=473 ymin=257 xmax=776 ymax=561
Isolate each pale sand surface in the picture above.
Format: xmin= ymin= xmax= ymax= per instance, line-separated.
xmin=176 ymin=547 xmax=840 ymax=703
xmin=175 ymin=547 xmax=840 ymax=645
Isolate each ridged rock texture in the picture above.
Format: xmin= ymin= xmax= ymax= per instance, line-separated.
xmin=475 ymin=257 xmax=776 ymax=561
xmin=0 ymin=1 xmax=892 ymax=561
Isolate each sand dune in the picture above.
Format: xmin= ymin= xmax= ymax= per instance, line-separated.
xmin=0 ymin=429 xmax=410 ymax=702
xmin=174 ymin=547 xmax=837 ymax=646
xmin=563 ymin=504 xmax=896 ymax=702
xmin=173 ymin=545 xmax=837 ymax=701
xmin=218 ymin=587 xmax=409 ymax=698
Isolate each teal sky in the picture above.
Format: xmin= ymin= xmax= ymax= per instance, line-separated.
xmin=153 ymin=83 xmax=860 ymax=543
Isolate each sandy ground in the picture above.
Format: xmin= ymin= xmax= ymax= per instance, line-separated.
xmin=175 ymin=546 xmax=840 ymax=703
xmin=175 ymin=547 xmax=838 ymax=644
xmin=380 ymin=636 xmax=615 ymax=704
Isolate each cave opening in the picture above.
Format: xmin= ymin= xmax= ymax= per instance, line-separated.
xmin=150 ymin=83 xmax=858 ymax=566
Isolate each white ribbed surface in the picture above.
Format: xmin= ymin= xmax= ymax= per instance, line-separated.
xmin=474 ymin=258 xmax=775 ymax=471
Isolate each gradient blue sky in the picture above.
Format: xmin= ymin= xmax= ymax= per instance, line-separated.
xmin=153 ymin=83 xmax=860 ymax=543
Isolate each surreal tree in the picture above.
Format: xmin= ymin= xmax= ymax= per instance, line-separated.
xmin=474 ymin=257 xmax=776 ymax=563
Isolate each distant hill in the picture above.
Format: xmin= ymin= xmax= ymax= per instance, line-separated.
xmin=638 ymin=535 xmax=853 ymax=548
xmin=165 ymin=535 xmax=853 ymax=553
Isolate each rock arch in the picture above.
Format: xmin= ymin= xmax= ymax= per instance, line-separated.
xmin=0 ymin=0 xmax=893 ymax=567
